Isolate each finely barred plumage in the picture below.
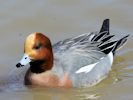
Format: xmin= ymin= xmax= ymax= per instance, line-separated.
xmin=52 ymin=19 xmax=129 ymax=87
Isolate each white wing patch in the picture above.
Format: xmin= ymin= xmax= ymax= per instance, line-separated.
xmin=75 ymin=52 xmax=113 ymax=74
xmin=75 ymin=62 xmax=98 ymax=74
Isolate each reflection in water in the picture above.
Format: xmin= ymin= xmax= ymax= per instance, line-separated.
xmin=0 ymin=0 xmax=133 ymax=100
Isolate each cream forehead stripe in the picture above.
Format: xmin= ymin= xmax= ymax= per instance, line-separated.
xmin=25 ymin=33 xmax=36 ymax=46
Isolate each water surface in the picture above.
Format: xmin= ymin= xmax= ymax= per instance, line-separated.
xmin=0 ymin=0 xmax=133 ymax=100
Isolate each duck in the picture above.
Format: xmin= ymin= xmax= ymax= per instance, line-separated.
xmin=16 ymin=19 xmax=129 ymax=87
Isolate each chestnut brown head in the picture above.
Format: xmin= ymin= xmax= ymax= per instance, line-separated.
xmin=16 ymin=32 xmax=53 ymax=73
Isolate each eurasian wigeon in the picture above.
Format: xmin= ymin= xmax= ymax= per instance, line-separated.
xmin=16 ymin=19 xmax=129 ymax=87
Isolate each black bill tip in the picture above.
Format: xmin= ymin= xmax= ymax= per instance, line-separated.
xmin=16 ymin=63 xmax=24 ymax=68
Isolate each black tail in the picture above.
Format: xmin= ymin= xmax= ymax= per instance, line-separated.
xmin=91 ymin=19 xmax=110 ymax=42
xmin=100 ymin=19 xmax=109 ymax=35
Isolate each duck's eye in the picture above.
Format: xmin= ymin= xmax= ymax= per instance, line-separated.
xmin=34 ymin=43 xmax=42 ymax=50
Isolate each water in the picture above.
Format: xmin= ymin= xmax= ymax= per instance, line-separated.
xmin=0 ymin=0 xmax=133 ymax=100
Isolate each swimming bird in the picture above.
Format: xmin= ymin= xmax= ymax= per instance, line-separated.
xmin=16 ymin=19 xmax=129 ymax=87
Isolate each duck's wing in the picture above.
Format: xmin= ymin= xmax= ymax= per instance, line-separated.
xmin=52 ymin=19 xmax=129 ymax=74
xmin=53 ymin=32 xmax=98 ymax=53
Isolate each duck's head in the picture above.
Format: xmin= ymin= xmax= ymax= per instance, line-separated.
xmin=16 ymin=32 xmax=53 ymax=73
